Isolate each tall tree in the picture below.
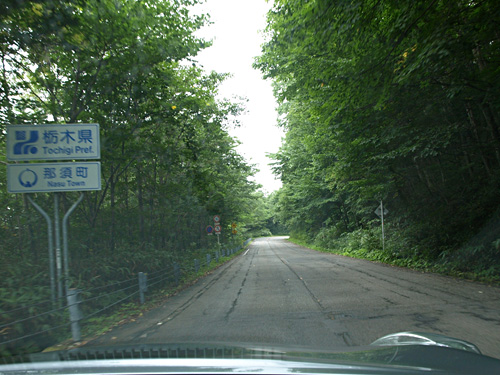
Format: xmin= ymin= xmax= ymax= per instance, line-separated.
xmin=1 ymin=0 xmax=261 ymax=289
xmin=257 ymin=0 xmax=500 ymax=254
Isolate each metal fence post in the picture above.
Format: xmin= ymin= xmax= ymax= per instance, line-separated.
xmin=215 ymin=251 xmax=219 ymax=263
xmin=206 ymin=253 xmax=211 ymax=266
xmin=138 ymin=272 xmax=147 ymax=304
xmin=67 ymin=288 xmax=82 ymax=342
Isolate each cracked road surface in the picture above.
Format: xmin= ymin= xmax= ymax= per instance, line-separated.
xmin=89 ymin=237 xmax=500 ymax=358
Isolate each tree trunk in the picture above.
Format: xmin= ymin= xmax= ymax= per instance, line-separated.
xmin=464 ymin=103 xmax=490 ymax=177
xmin=480 ymin=103 xmax=500 ymax=167
xmin=137 ymin=166 xmax=145 ymax=243
xmin=109 ymin=172 xmax=116 ymax=253
xmin=149 ymin=161 xmax=157 ymax=245
xmin=413 ymin=158 xmax=433 ymax=195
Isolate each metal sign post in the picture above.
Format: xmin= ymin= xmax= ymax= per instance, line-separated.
xmin=54 ymin=193 xmax=63 ymax=300
xmin=374 ymin=201 xmax=388 ymax=251
xmin=6 ymin=124 xmax=101 ymax=306
xmin=26 ymin=195 xmax=56 ymax=303
xmin=381 ymin=201 xmax=385 ymax=252
xmin=214 ymin=224 xmax=222 ymax=245
xmin=213 ymin=215 xmax=221 ymax=245
xmin=63 ymin=193 xmax=84 ymax=294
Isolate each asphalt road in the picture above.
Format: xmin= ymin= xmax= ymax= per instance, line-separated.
xmin=89 ymin=237 xmax=500 ymax=358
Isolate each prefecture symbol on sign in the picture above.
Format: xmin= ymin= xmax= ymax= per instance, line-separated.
xmin=13 ymin=130 xmax=39 ymax=155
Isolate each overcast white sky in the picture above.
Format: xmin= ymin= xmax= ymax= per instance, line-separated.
xmin=192 ymin=0 xmax=284 ymax=194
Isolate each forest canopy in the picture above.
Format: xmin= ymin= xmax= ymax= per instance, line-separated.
xmin=256 ymin=0 xmax=500 ymax=272
xmin=0 ymin=0 xmax=269 ymax=340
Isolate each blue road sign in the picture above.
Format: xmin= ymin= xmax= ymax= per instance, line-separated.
xmin=7 ymin=162 xmax=101 ymax=193
xmin=7 ymin=124 xmax=100 ymax=161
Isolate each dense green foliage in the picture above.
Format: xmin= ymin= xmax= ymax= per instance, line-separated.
xmin=0 ymin=0 xmax=268 ymax=354
xmin=256 ymin=0 xmax=500 ymax=276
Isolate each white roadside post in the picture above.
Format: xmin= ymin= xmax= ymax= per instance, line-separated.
xmin=374 ymin=201 xmax=388 ymax=252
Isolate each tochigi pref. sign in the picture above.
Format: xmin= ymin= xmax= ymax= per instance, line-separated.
xmin=6 ymin=124 xmax=100 ymax=161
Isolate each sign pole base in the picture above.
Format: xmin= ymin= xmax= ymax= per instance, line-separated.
xmin=27 ymin=195 xmax=56 ymax=304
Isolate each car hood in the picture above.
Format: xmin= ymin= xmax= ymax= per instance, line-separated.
xmin=1 ymin=332 xmax=499 ymax=374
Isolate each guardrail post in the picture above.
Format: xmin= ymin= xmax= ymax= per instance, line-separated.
xmin=195 ymin=259 xmax=200 ymax=273
xmin=138 ymin=272 xmax=147 ymax=304
xmin=173 ymin=263 xmax=180 ymax=286
xmin=67 ymin=288 xmax=82 ymax=342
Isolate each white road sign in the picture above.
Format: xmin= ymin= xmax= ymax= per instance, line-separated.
xmin=374 ymin=204 xmax=388 ymax=218
xmin=7 ymin=162 xmax=101 ymax=193
xmin=7 ymin=124 xmax=100 ymax=161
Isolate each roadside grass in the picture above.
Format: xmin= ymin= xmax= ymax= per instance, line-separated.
xmin=287 ymin=237 xmax=500 ymax=286
xmin=44 ymin=246 xmax=250 ymax=352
